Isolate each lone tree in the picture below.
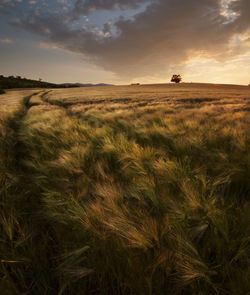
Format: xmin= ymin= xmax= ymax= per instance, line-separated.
xmin=171 ymin=74 xmax=182 ymax=83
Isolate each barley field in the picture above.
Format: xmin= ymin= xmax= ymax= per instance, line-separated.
xmin=0 ymin=83 xmax=249 ymax=294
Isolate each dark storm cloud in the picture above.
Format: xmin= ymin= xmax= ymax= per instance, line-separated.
xmin=72 ymin=0 xmax=150 ymax=16
xmin=229 ymin=0 xmax=250 ymax=30
xmin=5 ymin=0 xmax=250 ymax=78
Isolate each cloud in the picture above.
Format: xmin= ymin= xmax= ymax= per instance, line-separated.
xmin=229 ymin=0 xmax=250 ymax=30
xmin=0 ymin=0 xmax=22 ymax=4
xmin=72 ymin=0 xmax=150 ymax=16
xmin=0 ymin=38 xmax=13 ymax=44
xmin=5 ymin=0 xmax=250 ymax=79
xmin=39 ymin=41 xmax=60 ymax=50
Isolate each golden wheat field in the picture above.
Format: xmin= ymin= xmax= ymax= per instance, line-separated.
xmin=0 ymin=83 xmax=250 ymax=295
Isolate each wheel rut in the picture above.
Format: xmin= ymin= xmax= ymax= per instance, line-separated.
xmin=6 ymin=91 xmax=44 ymax=174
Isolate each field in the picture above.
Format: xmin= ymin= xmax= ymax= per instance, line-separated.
xmin=0 ymin=83 xmax=249 ymax=294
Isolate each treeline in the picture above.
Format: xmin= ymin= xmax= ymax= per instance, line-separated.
xmin=0 ymin=75 xmax=62 ymax=89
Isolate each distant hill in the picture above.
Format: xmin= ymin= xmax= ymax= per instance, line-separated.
xmin=0 ymin=75 xmax=113 ymax=90
xmin=0 ymin=75 xmax=61 ymax=89
xmin=59 ymin=83 xmax=113 ymax=88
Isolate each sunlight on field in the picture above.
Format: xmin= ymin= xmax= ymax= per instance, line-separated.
xmin=0 ymin=89 xmax=36 ymax=113
xmin=0 ymin=84 xmax=249 ymax=294
xmin=48 ymin=83 xmax=250 ymax=102
xmin=45 ymin=84 xmax=250 ymax=114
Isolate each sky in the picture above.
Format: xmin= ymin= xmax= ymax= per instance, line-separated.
xmin=0 ymin=0 xmax=249 ymax=85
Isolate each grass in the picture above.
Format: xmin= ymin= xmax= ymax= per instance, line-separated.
xmin=0 ymin=83 xmax=249 ymax=294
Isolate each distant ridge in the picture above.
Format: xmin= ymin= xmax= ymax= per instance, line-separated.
xmin=0 ymin=75 xmax=61 ymax=89
xmin=59 ymin=83 xmax=113 ymax=88
xmin=0 ymin=74 xmax=113 ymax=89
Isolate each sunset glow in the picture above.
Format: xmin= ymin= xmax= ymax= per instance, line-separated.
xmin=0 ymin=0 xmax=249 ymax=84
